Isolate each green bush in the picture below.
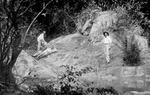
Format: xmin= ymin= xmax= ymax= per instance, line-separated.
xmin=122 ymin=36 xmax=141 ymax=66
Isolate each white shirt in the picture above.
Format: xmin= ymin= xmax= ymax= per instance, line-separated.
xmin=102 ymin=36 xmax=112 ymax=44
xmin=37 ymin=33 xmax=45 ymax=42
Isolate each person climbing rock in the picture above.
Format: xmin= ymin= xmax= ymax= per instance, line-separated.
xmin=101 ymin=32 xmax=112 ymax=63
xmin=37 ymin=31 xmax=47 ymax=52
xmin=32 ymin=44 xmax=57 ymax=59
xmin=35 ymin=47 xmax=57 ymax=60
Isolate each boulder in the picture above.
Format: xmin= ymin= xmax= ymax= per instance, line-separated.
xmin=12 ymin=10 xmax=150 ymax=94
xmin=13 ymin=32 xmax=123 ymax=91
xmin=12 ymin=50 xmax=58 ymax=82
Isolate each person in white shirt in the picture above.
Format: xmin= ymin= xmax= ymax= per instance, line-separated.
xmin=101 ymin=32 xmax=112 ymax=63
xmin=32 ymin=31 xmax=58 ymax=59
xmin=37 ymin=31 xmax=47 ymax=52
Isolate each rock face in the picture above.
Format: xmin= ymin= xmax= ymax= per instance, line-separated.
xmin=12 ymin=33 xmax=123 ymax=90
xmin=89 ymin=11 xmax=118 ymax=42
xmin=12 ymin=32 xmax=150 ymax=94
xmin=12 ymin=10 xmax=150 ymax=94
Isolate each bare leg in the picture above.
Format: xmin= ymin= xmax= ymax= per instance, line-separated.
xmin=105 ymin=45 xmax=110 ymax=63
xmin=36 ymin=49 xmax=49 ymax=59
xmin=37 ymin=41 xmax=41 ymax=52
xmin=35 ymin=52 xmax=43 ymax=59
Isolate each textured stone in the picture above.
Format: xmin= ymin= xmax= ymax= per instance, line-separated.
xmin=12 ymin=13 xmax=150 ymax=94
xmin=13 ymin=32 xmax=124 ymax=91
xmin=122 ymin=67 xmax=136 ymax=77
xmin=136 ymin=67 xmax=144 ymax=76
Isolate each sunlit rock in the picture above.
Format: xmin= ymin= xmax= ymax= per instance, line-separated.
xmin=13 ymin=32 xmax=124 ymax=91
xmin=12 ymin=9 xmax=150 ymax=94
xmin=89 ymin=11 xmax=118 ymax=42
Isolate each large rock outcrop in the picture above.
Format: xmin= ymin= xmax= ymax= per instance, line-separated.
xmin=12 ymin=10 xmax=150 ymax=94
xmin=12 ymin=33 xmax=123 ymax=90
xmin=12 ymin=32 xmax=150 ymax=94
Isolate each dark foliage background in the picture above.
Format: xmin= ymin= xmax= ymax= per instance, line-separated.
xmin=23 ymin=0 xmax=150 ymax=40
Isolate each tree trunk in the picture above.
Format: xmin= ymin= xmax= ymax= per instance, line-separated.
xmin=0 ymin=66 xmax=16 ymax=86
xmin=0 ymin=49 xmax=21 ymax=88
xmin=0 ymin=34 xmax=22 ymax=88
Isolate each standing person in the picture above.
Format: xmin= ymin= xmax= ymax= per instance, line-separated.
xmin=37 ymin=31 xmax=47 ymax=52
xmin=101 ymin=32 xmax=112 ymax=63
xmin=89 ymin=11 xmax=117 ymax=43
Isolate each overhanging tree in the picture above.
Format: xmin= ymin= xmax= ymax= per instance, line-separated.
xmin=0 ymin=0 xmax=36 ymax=86
xmin=0 ymin=0 xmax=77 ymax=86
xmin=0 ymin=0 xmax=55 ymax=87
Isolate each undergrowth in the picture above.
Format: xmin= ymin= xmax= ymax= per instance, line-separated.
xmin=122 ymin=36 xmax=141 ymax=66
xmin=32 ymin=65 xmax=119 ymax=95
xmin=112 ymin=4 xmax=145 ymax=66
xmin=33 ymin=85 xmax=119 ymax=95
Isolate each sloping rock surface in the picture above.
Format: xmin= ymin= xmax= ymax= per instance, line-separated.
xmin=12 ymin=33 xmax=123 ymax=89
xmin=12 ymin=10 xmax=150 ymax=94
xmin=12 ymin=32 xmax=150 ymax=94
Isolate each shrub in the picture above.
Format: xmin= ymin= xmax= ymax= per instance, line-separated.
xmin=112 ymin=3 xmax=144 ymax=66
xmin=33 ymin=85 xmax=119 ymax=95
xmin=122 ymin=36 xmax=141 ymax=66
xmin=114 ymin=27 xmax=142 ymax=66
xmin=31 ymin=65 xmax=119 ymax=95
xmin=33 ymin=85 xmax=60 ymax=95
